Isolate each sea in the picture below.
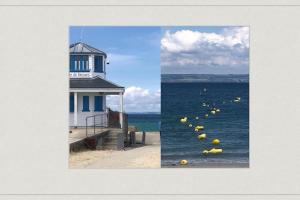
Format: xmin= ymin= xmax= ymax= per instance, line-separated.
xmin=161 ymin=82 xmax=249 ymax=167
xmin=128 ymin=113 xmax=160 ymax=132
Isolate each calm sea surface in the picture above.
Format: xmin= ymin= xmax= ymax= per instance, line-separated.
xmin=128 ymin=113 xmax=160 ymax=132
xmin=161 ymin=82 xmax=249 ymax=167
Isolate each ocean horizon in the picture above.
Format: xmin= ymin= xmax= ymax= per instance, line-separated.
xmin=161 ymin=74 xmax=249 ymax=83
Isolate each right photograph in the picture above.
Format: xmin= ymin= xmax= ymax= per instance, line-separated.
xmin=160 ymin=26 xmax=249 ymax=168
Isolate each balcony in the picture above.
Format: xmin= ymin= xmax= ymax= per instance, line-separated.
xmin=70 ymin=69 xmax=91 ymax=72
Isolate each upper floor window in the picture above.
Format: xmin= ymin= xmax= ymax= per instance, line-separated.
xmin=70 ymin=55 xmax=89 ymax=72
xmin=94 ymin=56 xmax=104 ymax=73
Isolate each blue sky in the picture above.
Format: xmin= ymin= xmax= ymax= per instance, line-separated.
xmin=70 ymin=27 xmax=161 ymax=113
xmin=70 ymin=27 xmax=161 ymax=91
xmin=161 ymin=26 xmax=249 ymax=74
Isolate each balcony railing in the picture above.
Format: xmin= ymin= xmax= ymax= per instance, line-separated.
xmin=70 ymin=69 xmax=90 ymax=72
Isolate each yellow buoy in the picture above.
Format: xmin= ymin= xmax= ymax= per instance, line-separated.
xmin=180 ymin=117 xmax=187 ymax=123
xmin=209 ymin=148 xmax=223 ymax=154
xmin=211 ymin=110 xmax=216 ymax=115
xmin=203 ymin=150 xmax=209 ymax=155
xmin=196 ymin=125 xmax=204 ymax=129
xmin=204 ymin=114 xmax=209 ymax=118
xmin=180 ymin=159 xmax=188 ymax=165
xmin=195 ymin=125 xmax=204 ymax=132
xmin=189 ymin=124 xmax=193 ymax=127
xmin=212 ymin=139 xmax=220 ymax=145
xmin=198 ymin=133 xmax=206 ymax=140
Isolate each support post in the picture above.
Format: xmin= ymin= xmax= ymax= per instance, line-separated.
xmin=119 ymin=92 xmax=123 ymax=129
xmin=142 ymin=131 xmax=146 ymax=145
xmin=74 ymin=92 xmax=78 ymax=127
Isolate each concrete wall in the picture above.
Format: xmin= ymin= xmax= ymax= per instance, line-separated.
xmin=69 ymin=92 xmax=107 ymax=127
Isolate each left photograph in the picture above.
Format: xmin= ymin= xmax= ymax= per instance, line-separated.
xmin=68 ymin=27 xmax=161 ymax=169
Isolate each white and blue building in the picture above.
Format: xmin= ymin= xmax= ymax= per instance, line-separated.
xmin=69 ymin=42 xmax=125 ymax=128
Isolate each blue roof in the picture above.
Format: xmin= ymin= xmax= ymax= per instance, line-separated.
xmin=69 ymin=42 xmax=107 ymax=57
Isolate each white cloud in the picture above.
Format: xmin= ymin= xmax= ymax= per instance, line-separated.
xmin=106 ymin=86 xmax=160 ymax=113
xmin=161 ymin=27 xmax=249 ymax=52
xmin=161 ymin=27 xmax=249 ymax=74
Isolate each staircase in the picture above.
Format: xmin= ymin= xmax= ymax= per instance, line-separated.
xmin=99 ymin=129 xmax=124 ymax=150
xmin=80 ymin=112 xmax=127 ymax=151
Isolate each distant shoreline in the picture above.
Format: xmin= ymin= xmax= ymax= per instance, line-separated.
xmin=161 ymin=74 xmax=249 ymax=83
xmin=127 ymin=112 xmax=161 ymax=115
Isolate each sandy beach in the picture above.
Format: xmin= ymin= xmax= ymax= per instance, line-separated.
xmin=69 ymin=132 xmax=160 ymax=169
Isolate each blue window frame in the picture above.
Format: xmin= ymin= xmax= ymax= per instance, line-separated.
xmin=70 ymin=56 xmax=76 ymax=72
xmin=70 ymin=94 xmax=74 ymax=112
xmin=70 ymin=55 xmax=89 ymax=72
xmin=94 ymin=96 xmax=103 ymax=111
xmin=80 ymin=55 xmax=89 ymax=71
xmin=94 ymin=56 xmax=103 ymax=73
xmin=82 ymin=96 xmax=90 ymax=112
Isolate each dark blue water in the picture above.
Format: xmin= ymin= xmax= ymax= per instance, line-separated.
xmin=161 ymin=83 xmax=249 ymax=167
xmin=128 ymin=113 xmax=160 ymax=132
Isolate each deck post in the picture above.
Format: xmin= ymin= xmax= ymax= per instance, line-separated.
xmin=142 ymin=131 xmax=146 ymax=145
xmin=119 ymin=92 xmax=123 ymax=128
xmin=74 ymin=92 xmax=78 ymax=127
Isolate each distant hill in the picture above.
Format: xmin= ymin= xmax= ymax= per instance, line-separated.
xmin=161 ymin=74 xmax=249 ymax=83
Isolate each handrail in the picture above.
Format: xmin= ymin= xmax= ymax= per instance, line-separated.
xmin=85 ymin=113 xmax=108 ymax=137
xmin=85 ymin=111 xmax=127 ymax=137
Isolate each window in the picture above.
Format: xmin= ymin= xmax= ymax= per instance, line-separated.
xmin=70 ymin=56 xmax=76 ymax=72
xmin=94 ymin=96 xmax=103 ymax=111
xmin=79 ymin=55 xmax=89 ymax=71
xmin=94 ymin=56 xmax=103 ymax=73
xmin=82 ymin=96 xmax=90 ymax=112
xmin=70 ymin=55 xmax=89 ymax=72
xmin=70 ymin=94 xmax=74 ymax=112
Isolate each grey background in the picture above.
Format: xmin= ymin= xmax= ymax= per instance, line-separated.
xmin=0 ymin=0 xmax=300 ymax=199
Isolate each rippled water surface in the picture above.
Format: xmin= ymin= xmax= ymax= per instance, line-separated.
xmin=161 ymin=82 xmax=249 ymax=167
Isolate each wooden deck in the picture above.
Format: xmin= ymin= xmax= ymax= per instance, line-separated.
xmin=69 ymin=127 xmax=125 ymax=151
xmin=69 ymin=128 xmax=110 ymax=144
